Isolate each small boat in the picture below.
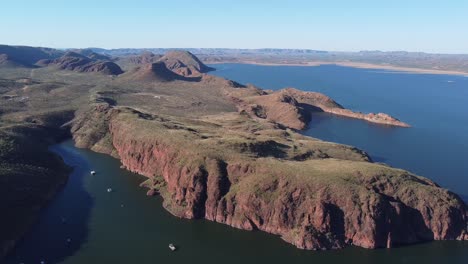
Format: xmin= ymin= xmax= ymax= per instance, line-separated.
xmin=169 ymin=243 xmax=176 ymax=251
xmin=90 ymin=170 xmax=96 ymax=175
xmin=107 ymin=188 xmax=112 ymax=193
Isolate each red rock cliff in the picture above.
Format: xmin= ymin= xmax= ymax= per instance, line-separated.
xmin=71 ymin=105 xmax=467 ymax=250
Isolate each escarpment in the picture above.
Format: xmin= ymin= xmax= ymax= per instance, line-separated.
xmin=71 ymin=104 xmax=468 ymax=250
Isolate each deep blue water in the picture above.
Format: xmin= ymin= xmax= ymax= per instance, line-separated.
xmin=210 ymin=63 xmax=468 ymax=198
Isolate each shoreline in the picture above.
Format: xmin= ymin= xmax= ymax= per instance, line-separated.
xmin=207 ymin=60 xmax=468 ymax=76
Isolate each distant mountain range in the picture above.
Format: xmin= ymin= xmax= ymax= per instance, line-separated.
xmin=2 ymin=44 xmax=468 ymax=74
xmin=88 ymin=48 xmax=330 ymax=56
xmin=87 ymin=47 xmax=468 ymax=74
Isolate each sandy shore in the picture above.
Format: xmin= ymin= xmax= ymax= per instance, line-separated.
xmin=208 ymin=60 xmax=468 ymax=76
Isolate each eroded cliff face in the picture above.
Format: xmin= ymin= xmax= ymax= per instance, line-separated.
xmin=71 ymin=104 xmax=468 ymax=250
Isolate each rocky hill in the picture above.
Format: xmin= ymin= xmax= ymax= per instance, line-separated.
xmin=39 ymin=51 xmax=123 ymax=75
xmin=70 ymin=49 xmax=113 ymax=61
xmin=0 ymin=54 xmax=24 ymax=67
xmin=124 ymin=61 xmax=194 ymax=82
xmin=123 ymin=51 xmax=162 ymax=64
xmin=0 ymin=45 xmax=63 ymax=67
xmin=158 ymin=50 xmax=215 ymax=76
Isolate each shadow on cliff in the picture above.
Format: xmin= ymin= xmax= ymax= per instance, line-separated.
xmin=6 ymin=141 xmax=94 ymax=264
xmin=379 ymin=193 xmax=435 ymax=248
xmin=233 ymin=140 xmax=291 ymax=159
xmin=460 ymin=195 xmax=468 ymax=204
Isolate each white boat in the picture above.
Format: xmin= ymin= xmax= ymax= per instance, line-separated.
xmin=90 ymin=170 xmax=96 ymax=175
xmin=107 ymin=188 xmax=112 ymax=193
xmin=169 ymin=243 xmax=176 ymax=251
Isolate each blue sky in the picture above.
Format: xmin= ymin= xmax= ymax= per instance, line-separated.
xmin=1 ymin=0 xmax=468 ymax=53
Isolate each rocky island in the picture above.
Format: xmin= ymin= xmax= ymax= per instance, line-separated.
xmin=0 ymin=45 xmax=466 ymax=259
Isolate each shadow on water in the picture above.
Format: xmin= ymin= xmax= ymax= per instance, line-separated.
xmin=369 ymin=155 xmax=388 ymax=163
xmin=460 ymin=195 xmax=468 ymax=204
xmin=6 ymin=141 xmax=94 ymax=264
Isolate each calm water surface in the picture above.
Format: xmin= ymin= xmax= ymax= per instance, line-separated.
xmin=7 ymin=64 xmax=468 ymax=263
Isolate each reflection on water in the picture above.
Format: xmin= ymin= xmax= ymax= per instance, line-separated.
xmin=6 ymin=143 xmax=93 ymax=264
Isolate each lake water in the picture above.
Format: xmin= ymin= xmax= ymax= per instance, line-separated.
xmin=6 ymin=64 xmax=468 ymax=263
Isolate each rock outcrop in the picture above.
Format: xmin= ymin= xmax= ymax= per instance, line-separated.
xmin=124 ymin=61 xmax=194 ymax=82
xmin=71 ymin=104 xmax=468 ymax=250
xmin=158 ymin=50 xmax=215 ymax=76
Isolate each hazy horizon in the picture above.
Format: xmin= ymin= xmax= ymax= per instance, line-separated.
xmin=3 ymin=45 xmax=468 ymax=56
xmin=2 ymin=0 xmax=468 ymax=54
